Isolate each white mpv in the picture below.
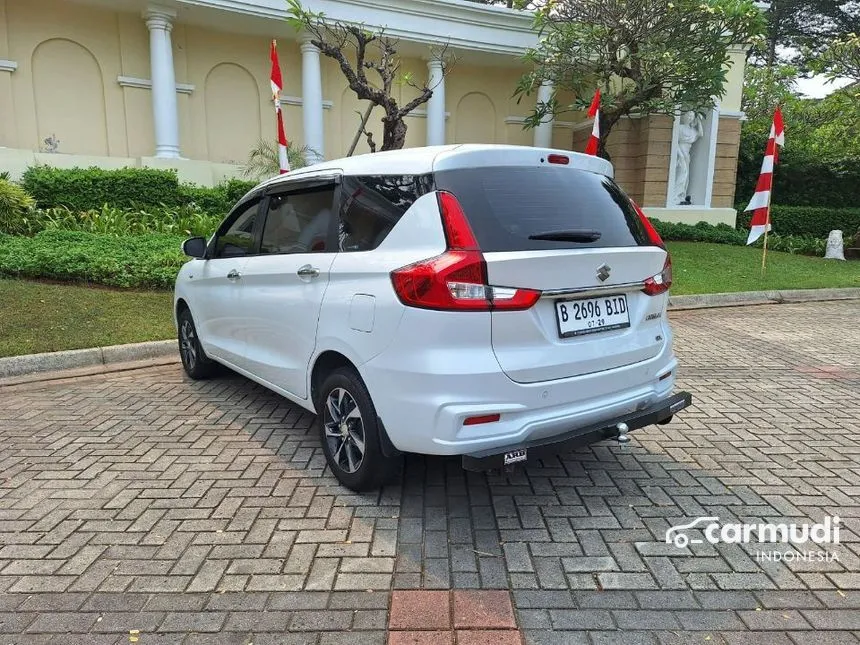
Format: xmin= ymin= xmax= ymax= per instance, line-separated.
xmin=175 ymin=145 xmax=691 ymax=490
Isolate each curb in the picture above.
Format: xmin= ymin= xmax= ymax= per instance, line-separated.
xmin=2 ymin=288 xmax=858 ymax=381
xmin=668 ymin=287 xmax=860 ymax=310
xmin=0 ymin=340 xmax=177 ymax=380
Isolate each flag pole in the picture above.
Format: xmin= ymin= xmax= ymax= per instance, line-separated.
xmin=761 ymin=206 xmax=769 ymax=276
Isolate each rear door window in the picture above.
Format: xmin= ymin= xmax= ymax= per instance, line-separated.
xmin=433 ymin=166 xmax=650 ymax=252
xmin=337 ymin=174 xmax=433 ymax=251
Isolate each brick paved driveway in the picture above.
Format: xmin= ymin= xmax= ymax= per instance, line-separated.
xmin=1 ymin=300 xmax=858 ymax=645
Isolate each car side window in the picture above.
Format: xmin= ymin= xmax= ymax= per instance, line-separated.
xmin=338 ymin=175 xmax=432 ymax=252
xmin=214 ymin=198 xmax=261 ymax=258
xmin=260 ymin=186 xmax=336 ymax=255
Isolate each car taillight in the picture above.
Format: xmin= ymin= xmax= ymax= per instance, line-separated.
xmin=390 ymin=191 xmax=540 ymax=311
xmin=642 ymin=255 xmax=673 ymax=296
xmin=630 ymin=200 xmax=665 ymax=249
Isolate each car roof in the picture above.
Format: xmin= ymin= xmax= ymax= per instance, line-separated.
xmin=255 ymin=144 xmax=614 ymax=193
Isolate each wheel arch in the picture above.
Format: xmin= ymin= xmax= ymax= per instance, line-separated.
xmin=310 ymin=350 xmax=358 ymax=413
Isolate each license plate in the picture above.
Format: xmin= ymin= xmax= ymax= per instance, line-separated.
xmin=556 ymin=294 xmax=630 ymax=338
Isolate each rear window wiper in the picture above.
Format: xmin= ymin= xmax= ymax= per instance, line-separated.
xmin=528 ymin=229 xmax=602 ymax=243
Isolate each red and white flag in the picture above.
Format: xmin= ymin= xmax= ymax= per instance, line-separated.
xmin=745 ymin=106 xmax=785 ymax=244
xmin=584 ymin=89 xmax=601 ymax=156
xmin=270 ymin=40 xmax=290 ymax=175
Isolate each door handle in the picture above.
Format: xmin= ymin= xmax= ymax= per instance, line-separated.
xmin=227 ymin=269 xmax=241 ymax=280
xmin=297 ymin=264 xmax=320 ymax=278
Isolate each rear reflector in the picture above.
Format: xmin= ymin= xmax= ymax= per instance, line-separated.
xmin=547 ymin=154 xmax=569 ymax=165
xmin=463 ymin=413 xmax=501 ymax=426
xmin=659 ymin=371 xmax=672 ymax=381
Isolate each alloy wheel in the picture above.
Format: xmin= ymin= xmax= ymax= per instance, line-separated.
xmin=179 ymin=319 xmax=198 ymax=371
xmin=323 ymin=387 xmax=366 ymax=473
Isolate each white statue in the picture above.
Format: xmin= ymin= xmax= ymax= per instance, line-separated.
xmin=824 ymin=230 xmax=846 ymax=260
xmin=673 ymin=111 xmax=704 ymax=205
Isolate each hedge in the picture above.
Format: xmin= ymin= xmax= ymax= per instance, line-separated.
xmin=21 ymin=166 xmax=185 ymax=211
xmin=19 ymin=166 xmax=256 ymax=217
xmin=736 ymin=128 xmax=860 ymax=208
xmin=180 ymin=178 xmax=255 ymax=218
xmin=0 ymin=230 xmax=186 ymax=289
xmin=735 ymin=205 xmax=860 ymax=240
xmin=652 ymin=219 xmax=828 ymax=256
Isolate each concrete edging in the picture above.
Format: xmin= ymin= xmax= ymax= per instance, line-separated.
xmin=0 ymin=340 xmax=177 ymax=380
xmin=2 ymin=288 xmax=858 ymax=381
xmin=668 ymin=287 xmax=860 ymax=310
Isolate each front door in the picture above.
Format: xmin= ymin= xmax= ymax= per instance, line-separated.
xmin=239 ymin=183 xmax=338 ymax=399
xmin=191 ymin=196 xmax=262 ymax=365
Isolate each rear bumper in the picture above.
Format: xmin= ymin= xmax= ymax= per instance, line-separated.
xmin=461 ymin=390 xmax=693 ymax=471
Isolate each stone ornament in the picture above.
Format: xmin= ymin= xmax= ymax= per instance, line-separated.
xmin=673 ymin=111 xmax=704 ymax=206
xmin=824 ymin=230 xmax=846 ymax=260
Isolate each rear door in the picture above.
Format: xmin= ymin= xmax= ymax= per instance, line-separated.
xmin=435 ymin=165 xmax=667 ymax=383
xmin=238 ymin=179 xmax=339 ymax=398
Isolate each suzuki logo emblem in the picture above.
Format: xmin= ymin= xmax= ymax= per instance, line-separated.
xmin=596 ymin=263 xmax=611 ymax=282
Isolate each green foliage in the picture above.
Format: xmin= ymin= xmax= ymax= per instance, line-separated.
xmin=814 ymin=33 xmax=860 ymax=82
xmin=0 ymin=203 xmax=222 ymax=238
xmin=0 ymin=179 xmax=36 ymax=235
xmin=180 ymin=179 xmax=256 ymax=219
xmin=0 ymin=230 xmax=186 ymax=289
xmin=18 ymin=165 xmax=258 ymax=219
xmin=241 ymin=139 xmax=314 ymax=182
xmin=735 ymin=205 xmax=860 ymax=239
xmin=652 ymin=219 xmax=828 ymax=256
xmin=21 ymin=166 xmax=184 ymax=211
xmin=738 ymin=65 xmax=860 ymax=207
xmin=516 ymin=0 xmax=764 ymax=156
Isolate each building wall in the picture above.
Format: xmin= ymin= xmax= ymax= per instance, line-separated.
xmin=0 ymin=0 xmax=743 ymax=210
xmin=0 ymin=0 xmax=535 ymax=169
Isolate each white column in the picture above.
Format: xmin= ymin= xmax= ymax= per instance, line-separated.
xmin=144 ymin=7 xmax=180 ymax=158
xmin=533 ymin=81 xmax=554 ymax=148
xmin=426 ymin=58 xmax=446 ymax=146
xmin=300 ymin=38 xmax=325 ymax=163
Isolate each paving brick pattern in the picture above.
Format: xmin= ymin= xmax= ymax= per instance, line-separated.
xmin=0 ymin=301 xmax=858 ymax=644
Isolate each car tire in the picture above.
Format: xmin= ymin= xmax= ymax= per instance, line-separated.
xmin=177 ymin=307 xmax=218 ymax=380
xmin=317 ymin=367 xmax=402 ymax=491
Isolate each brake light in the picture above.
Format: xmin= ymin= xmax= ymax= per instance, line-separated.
xmin=547 ymin=154 xmax=569 ymax=165
xmin=642 ymin=255 xmax=673 ymax=296
xmin=390 ymin=192 xmax=540 ymax=311
xmin=630 ymin=200 xmax=665 ymax=249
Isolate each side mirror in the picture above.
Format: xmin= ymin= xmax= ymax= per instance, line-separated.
xmin=182 ymin=237 xmax=207 ymax=259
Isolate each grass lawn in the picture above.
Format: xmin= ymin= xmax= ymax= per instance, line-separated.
xmin=0 ymin=279 xmax=174 ymax=358
xmin=667 ymin=242 xmax=860 ymax=295
xmin=1 ymin=243 xmax=858 ymax=357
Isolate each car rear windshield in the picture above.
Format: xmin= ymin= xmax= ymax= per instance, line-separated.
xmin=433 ymin=166 xmax=651 ymax=252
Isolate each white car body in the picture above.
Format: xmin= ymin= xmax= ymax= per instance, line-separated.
xmin=175 ymin=144 xmax=685 ymax=467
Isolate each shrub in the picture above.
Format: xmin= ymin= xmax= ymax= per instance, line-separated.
xmin=0 ymin=179 xmax=37 ymax=235
xmin=0 ymin=230 xmax=186 ymax=289
xmin=38 ymin=204 xmax=221 ymax=238
xmin=737 ymin=128 xmax=860 ymax=208
xmin=179 ymin=179 xmax=255 ymax=219
xmin=652 ymin=218 xmax=827 ymax=256
xmin=735 ymin=205 xmax=860 ymax=240
xmin=21 ymin=166 xmax=184 ymax=211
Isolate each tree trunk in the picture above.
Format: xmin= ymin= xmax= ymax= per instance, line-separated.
xmin=381 ymin=115 xmax=408 ymax=151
